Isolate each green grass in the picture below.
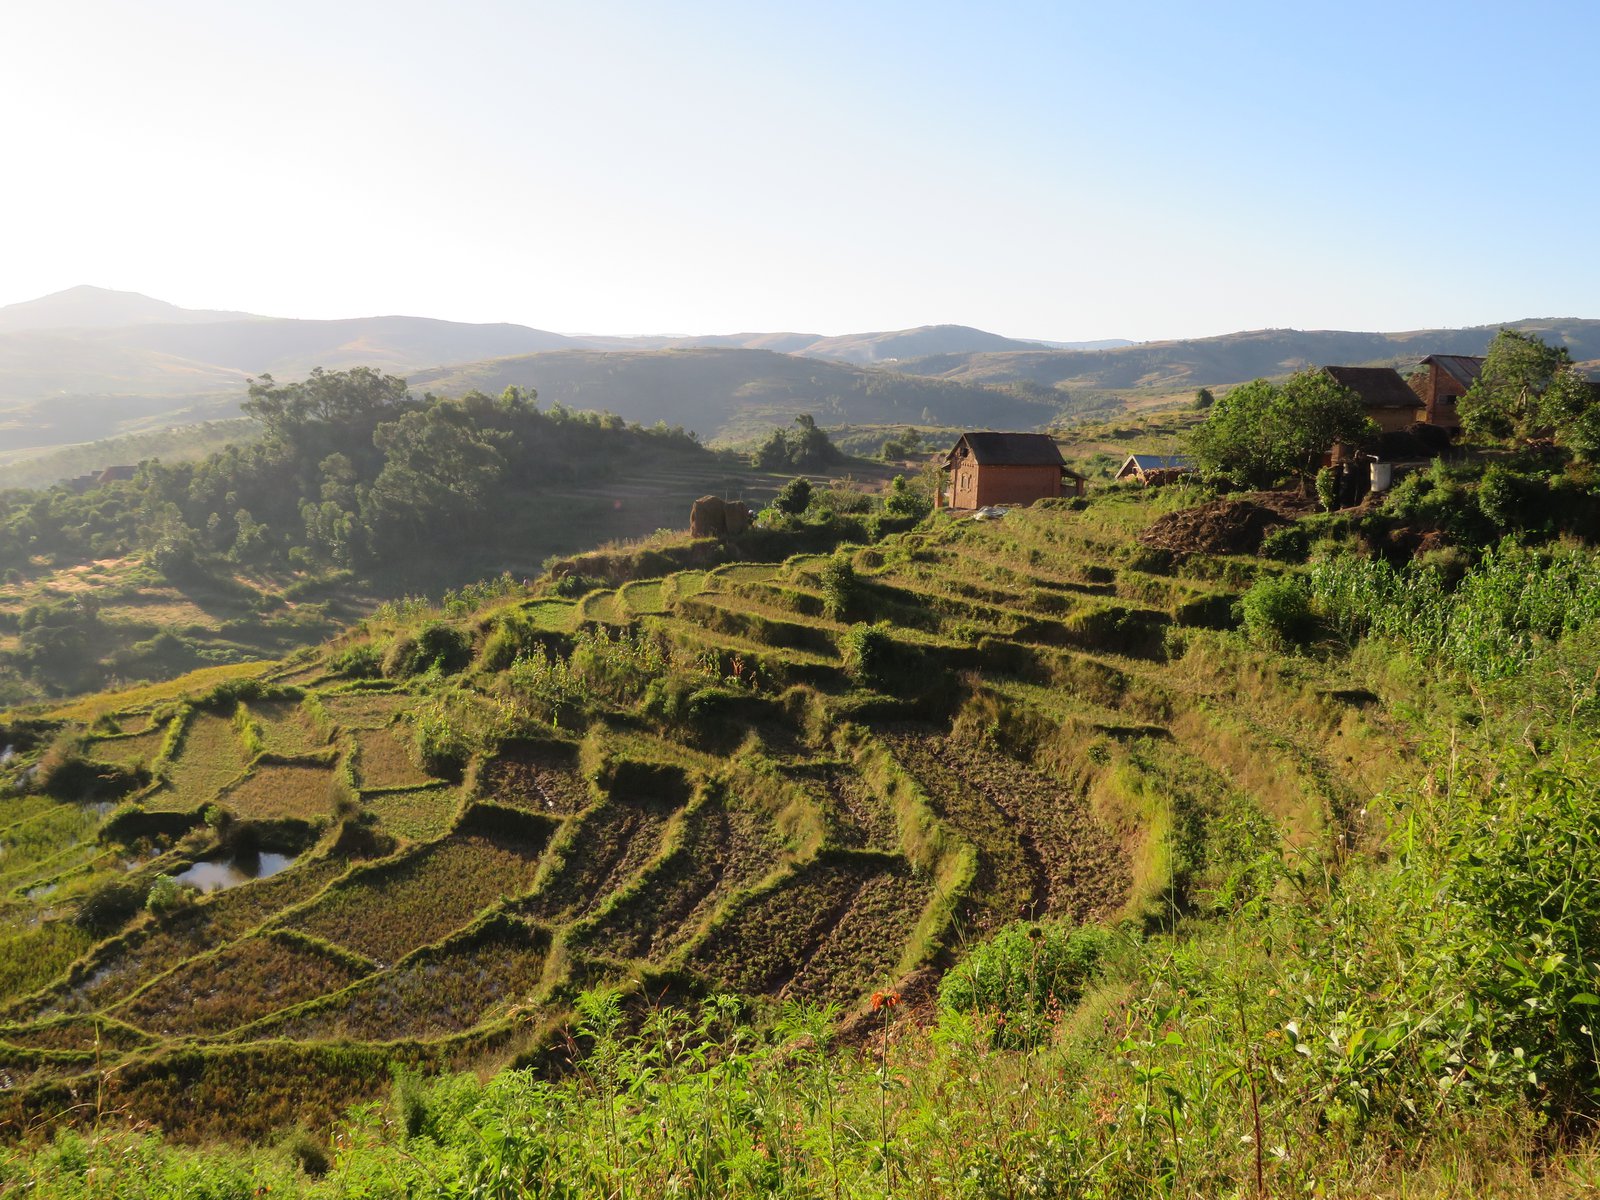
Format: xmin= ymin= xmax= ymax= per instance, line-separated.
xmin=363 ymin=785 xmax=460 ymax=841
xmin=216 ymin=763 xmax=337 ymax=822
xmin=353 ymin=728 xmax=437 ymax=790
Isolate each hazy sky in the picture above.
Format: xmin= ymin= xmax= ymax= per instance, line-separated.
xmin=3 ymin=1 xmax=1596 ymax=341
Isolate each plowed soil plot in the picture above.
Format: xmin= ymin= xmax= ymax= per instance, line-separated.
xmin=114 ymin=934 xmax=368 ymax=1038
xmin=478 ymin=743 xmax=592 ymax=815
xmin=1138 ymin=500 xmax=1286 ymax=555
xmin=290 ymin=831 xmax=550 ymax=964
xmin=690 ymin=856 xmax=894 ymax=997
xmin=885 ymin=734 xmax=1128 ymax=931
xmin=247 ymin=923 xmax=547 ymax=1042
xmin=576 ymin=799 xmax=780 ymax=959
xmin=816 ymin=768 xmax=898 ymax=851
xmin=783 ymin=866 xmax=932 ymax=1008
xmin=520 ymin=795 xmax=677 ymax=923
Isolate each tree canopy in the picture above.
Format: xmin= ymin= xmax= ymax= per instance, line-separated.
xmin=1460 ymin=329 xmax=1600 ymax=455
xmin=1189 ymin=370 xmax=1376 ymax=489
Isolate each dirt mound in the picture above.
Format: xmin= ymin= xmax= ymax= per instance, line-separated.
xmin=1139 ymin=499 xmax=1289 ymax=554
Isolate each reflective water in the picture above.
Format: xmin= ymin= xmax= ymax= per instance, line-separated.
xmin=173 ymin=851 xmax=294 ymax=893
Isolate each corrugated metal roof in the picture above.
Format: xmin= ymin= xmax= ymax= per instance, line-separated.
xmin=947 ymin=431 xmax=1066 ymax=467
xmin=1323 ymin=365 xmax=1422 ymax=410
xmin=1125 ymin=454 xmax=1194 ymax=470
xmin=1423 ymin=354 xmax=1485 ymax=389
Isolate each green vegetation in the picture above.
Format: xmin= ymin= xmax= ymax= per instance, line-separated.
xmin=5 ymin=422 xmax=1600 ymax=1196
xmin=1189 ymin=368 xmax=1376 ymax=488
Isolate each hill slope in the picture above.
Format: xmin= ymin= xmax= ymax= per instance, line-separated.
xmin=408 ymin=347 xmax=1073 ymax=441
xmin=0 ymin=491 xmax=1394 ymax=1142
xmin=0 ymin=285 xmax=253 ymax=333
xmin=895 ymin=318 xmax=1600 ymax=390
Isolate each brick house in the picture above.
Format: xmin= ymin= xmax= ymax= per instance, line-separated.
xmin=1321 ymin=365 xmax=1427 ymax=433
xmin=942 ymin=432 xmax=1085 ymax=509
xmin=1406 ymin=354 xmax=1481 ymax=430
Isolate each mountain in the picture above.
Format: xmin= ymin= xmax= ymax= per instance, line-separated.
xmin=893 ymin=319 xmax=1600 ymax=392
xmin=568 ymin=325 xmax=1069 ymax=363
xmin=408 ymin=347 xmax=1072 ymax=441
xmin=0 ymin=285 xmax=254 ymax=333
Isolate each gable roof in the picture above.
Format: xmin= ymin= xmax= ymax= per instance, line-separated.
xmin=1120 ymin=454 xmax=1194 ymax=472
xmin=1421 ymin=354 xmax=1485 ymax=389
xmin=946 ymin=431 xmax=1067 ymax=468
xmin=1322 ymin=365 xmax=1422 ymax=410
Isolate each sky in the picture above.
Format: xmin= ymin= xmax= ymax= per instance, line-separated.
xmin=2 ymin=0 xmax=1597 ymax=342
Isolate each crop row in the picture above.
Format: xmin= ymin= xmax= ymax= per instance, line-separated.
xmin=113 ymin=931 xmax=371 ymax=1038
xmin=518 ymin=793 xmax=679 ymax=924
xmin=475 ymin=740 xmax=593 ymax=815
xmin=688 ymin=853 xmax=894 ymax=996
xmin=289 ymin=822 xmax=552 ymax=964
xmin=573 ymin=794 xmax=783 ymax=960
xmin=239 ymin=918 xmax=549 ymax=1043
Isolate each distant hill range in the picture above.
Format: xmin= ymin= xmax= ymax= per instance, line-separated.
xmin=0 ymin=286 xmax=1594 ymax=463
xmin=892 ymin=320 xmax=1600 ymax=392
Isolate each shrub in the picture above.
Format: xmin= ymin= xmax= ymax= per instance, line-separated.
xmin=819 ymin=555 xmax=858 ymax=620
xmin=938 ymin=920 xmax=1115 ymax=1048
xmin=1239 ymin=575 xmax=1313 ymax=648
xmin=840 ymin=622 xmax=893 ymax=687
xmin=772 ymin=477 xmax=813 ymax=515
xmin=74 ymin=880 xmax=147 ymax=936
xmin=384 ymin=621 xmax=473 ymax=678
xmin=881 ymin=474 xmax=932 ymax=521
xmin=1315 ymin=466 xmax=1337 ymax=512
xmin=1260 ymin=524 xmax=1311 ymax=563
xmin=331 ymin=642 xmax=384 ymax=679
xmin=145 ymin=874 xmax=195 ymax=915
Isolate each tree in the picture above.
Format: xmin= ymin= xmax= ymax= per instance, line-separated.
xmin=243 ymin=367 xmax=412 ymax=443
xmin=1190 ymin=369 xmax=1375 ymax=490
xmin=1461 ymin=329 xmax=1599 ymax=455
xmin=752 ymin=415 xmax=843 ymax=470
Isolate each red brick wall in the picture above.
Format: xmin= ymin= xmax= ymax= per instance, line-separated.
xmin=1408 ymin=366 xmax=1463 ymax=429
xmin=972 ymin=465 xmax=1063 ymax=507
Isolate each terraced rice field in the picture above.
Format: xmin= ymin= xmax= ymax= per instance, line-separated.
xmin=289 ymin=826 xmax=551 ymax=963
xmin=240 ymin=919 xmax=547 ymax=1042
xmin=354 ymin=728 xmax=437 ymax=790
xmin=159 ymin=713 xmax=248 ymax=809
xmin=361 ymin=786 xmax=460 ymax=841
xmin=218 ymin=763 xmax=336 ymax=822
xmin=0 ymin=493 xmax=1393 ymax=1142
xmin=114 ymin=932 xmax=370 ymax=1038
xmin=477 ymin=742 xmax=591 ymax=814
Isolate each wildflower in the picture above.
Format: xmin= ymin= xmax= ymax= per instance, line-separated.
xmin=871 ymin=991 xmax=901 ymax=1011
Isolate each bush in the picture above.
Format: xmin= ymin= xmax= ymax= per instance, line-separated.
xmin=383 ymin=621 xmax=473 ymax=678
xmin=1259 ymin=524 xmax=1311 ymax=563
xmin=331 ymin=642 xmax=384 ymax=679
xmin=840 ymin=622 xmax=893 ymax=687
xmin=75 ymin=880 xmax=147 ymax=936
xmin=818 ymin=555 xmax=858 ymax=620
xmin=939 ymin=920 xmax=1115 ymax=1048
xmin=881 ymin=474 xmax=932 ymax=521
xmin=145 ymin=874 xmax=195 ymax=915
xmin=772 ymin=477 xmax=812 ymax=515
xmin=1239 ymin=575 xmax=1313 ymax=648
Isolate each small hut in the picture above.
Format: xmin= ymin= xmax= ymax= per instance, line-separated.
xmin=1115 ymin=454 xmax=1195 ymax=485
xmin=943 ymin=432 xmax=1085 ymax=509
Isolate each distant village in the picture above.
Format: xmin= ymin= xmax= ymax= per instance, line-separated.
xmin=938 ymin=354 xmax=1485 ymax=511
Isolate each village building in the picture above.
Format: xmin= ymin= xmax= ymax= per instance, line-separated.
xmin=1320 ymin=365 xmax=1427 ymax=433
xmin=942 ymin=431 xmax=1085 ymax=509
xmin=1115 ymin=453 xmax=1195 ymax=485
xmin=1406 ymin=354 xmax=1480 ymax=430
